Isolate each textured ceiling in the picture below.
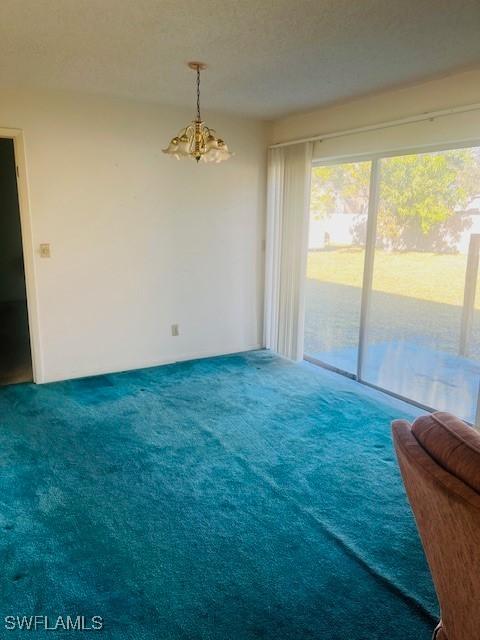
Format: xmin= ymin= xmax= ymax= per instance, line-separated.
xmin=0 ymin=0 xmax=480 ymax=119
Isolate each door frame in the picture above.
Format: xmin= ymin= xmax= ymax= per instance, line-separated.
xmin=0 ymin=128 xmax=42 ymax=383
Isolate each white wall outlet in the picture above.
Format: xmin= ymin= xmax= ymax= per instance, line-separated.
xmin=39 ymin=243 xmax=51 ymax=258
xmin=171 ymin=324 xmax=179 ymax=337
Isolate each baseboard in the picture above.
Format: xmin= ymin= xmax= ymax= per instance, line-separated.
xmin=38 ymin=344 xmax=264 ymax=384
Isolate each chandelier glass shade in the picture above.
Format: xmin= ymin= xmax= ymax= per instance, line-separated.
xmin=162 ymin=63 xmax=233 ymax=164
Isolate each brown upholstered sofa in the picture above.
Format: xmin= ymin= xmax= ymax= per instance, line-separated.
xmin=392 ymin=412 xmax=480 ymax=640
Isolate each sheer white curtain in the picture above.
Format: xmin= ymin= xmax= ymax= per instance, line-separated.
xmin=264 ymin=142 xmax=313 ymax=360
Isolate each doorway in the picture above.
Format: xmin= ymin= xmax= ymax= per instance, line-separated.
xmin=0 ymin=137 xmax=33 ymax=384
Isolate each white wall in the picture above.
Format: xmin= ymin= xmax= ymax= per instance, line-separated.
xmin=271 ymin=68 xmax=480 ymax=159
xmin=0 ymin=89 xmax=267 ymax=382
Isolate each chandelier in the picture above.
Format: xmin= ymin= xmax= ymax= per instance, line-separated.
xmin=162 ymin=62 xmax=233 ymax=164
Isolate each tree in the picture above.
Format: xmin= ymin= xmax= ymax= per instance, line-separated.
xmin=311 ymin=162 xmax=370 ymax=217
xmin=378 ymin=150 xmax=480 ymax=251
xmin=310 ymin=149 xmax=480 ymax=252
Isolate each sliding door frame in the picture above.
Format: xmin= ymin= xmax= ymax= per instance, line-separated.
xmin=305 ymin=139 xmax=480 ymax=426
xmin=357 ymin=158 xmax=380 ymax=381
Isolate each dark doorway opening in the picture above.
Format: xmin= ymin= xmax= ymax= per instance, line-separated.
xmin=0 ymin=138 xmax=32 ymax=385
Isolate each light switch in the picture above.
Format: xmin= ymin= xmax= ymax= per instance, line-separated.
xmin=39 ymin=243 xmax=51 ymax=258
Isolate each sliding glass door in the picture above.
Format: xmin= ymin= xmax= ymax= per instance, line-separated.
xmin=305 ymin=146 xmax=480 ymax=424
xmin=304 ymin=161 xmax=371 ymax=374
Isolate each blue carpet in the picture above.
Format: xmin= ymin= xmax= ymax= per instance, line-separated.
xmin=0 ymin=350 xmax=437 ymax=639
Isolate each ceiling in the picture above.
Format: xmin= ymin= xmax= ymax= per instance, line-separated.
xmin=0 ymin=0 xmax=480 ymax=119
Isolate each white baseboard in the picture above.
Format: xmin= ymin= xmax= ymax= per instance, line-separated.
xmin=38 ymin=344 xmax=264 ymax=384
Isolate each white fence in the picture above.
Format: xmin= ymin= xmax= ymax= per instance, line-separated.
xmin=309 ymin=211 xmax=480 ymax=254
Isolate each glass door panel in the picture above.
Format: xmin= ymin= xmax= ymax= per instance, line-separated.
xmin=304 ymin=161 xmax=371 ymax=374
xmin=363 ymin=148 xmax=480 ymax=423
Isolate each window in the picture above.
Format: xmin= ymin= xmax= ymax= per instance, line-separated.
xmin=305 ymin=146 xmax=480 ymax=424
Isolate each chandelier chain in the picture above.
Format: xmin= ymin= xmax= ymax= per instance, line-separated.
xmin=196 ymin=67 xmax=201 ymax=122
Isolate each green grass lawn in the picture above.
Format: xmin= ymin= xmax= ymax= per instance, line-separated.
xmin=304 ymin=246 xmax=480 ymax=364
xmin=307 ymin=247 xmax=480 ymax=309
